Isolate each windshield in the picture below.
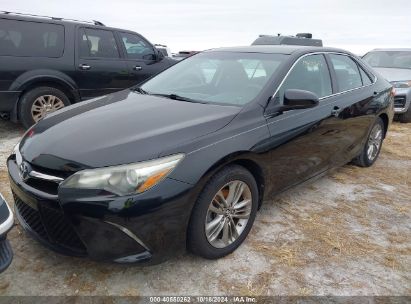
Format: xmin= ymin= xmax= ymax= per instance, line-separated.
xmin=140 ymin=51 xmax=288 ymax=106
xmin=363 ymin=51 xmax=411 ymax=69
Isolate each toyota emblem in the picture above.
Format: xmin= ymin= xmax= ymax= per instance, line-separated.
xmin=19 ymin=162 xmax=30 ymax=182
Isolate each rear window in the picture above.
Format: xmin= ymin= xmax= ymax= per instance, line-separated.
xmin=0 ymin=18 xmax=64 ymax=58
xmin=329 ymin=54 xmax=362 ymax=92
xmin=359 ymin=66 xmax=372 ymax=85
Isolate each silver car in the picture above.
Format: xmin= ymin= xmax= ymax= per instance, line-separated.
xmin=363 ymin=48 xmax=411 ymax=122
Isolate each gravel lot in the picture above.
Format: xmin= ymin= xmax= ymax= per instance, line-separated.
xmin=0 ymin=119 xmax=410 ymax=296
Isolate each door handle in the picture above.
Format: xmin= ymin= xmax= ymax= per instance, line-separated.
xmin=331 ymin=106 xmax=341 ymax=117
xmin=133 ymin=66 xmax=143 ymax=71
xmin=79 ymin=64 xmax=91 ymax=70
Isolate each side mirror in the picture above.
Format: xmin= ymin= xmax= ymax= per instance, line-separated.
xmin=142 ymin=53 xmax=157 ymax=61
xmin=281 ymin=89 xmax=319 ymax=111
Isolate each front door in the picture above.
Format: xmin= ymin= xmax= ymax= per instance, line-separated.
xmin=117 ymin=32 xmax=171 ymax=86
xmin=74 ymin=27 xmax=130 ymax=99
xmin=264 ymin=53 xmax=353 ymax=195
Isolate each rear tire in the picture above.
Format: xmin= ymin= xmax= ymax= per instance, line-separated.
xmin=19 ymin=86 xmax=70 ymax=129
xmin=399 ymin=106 xmax=411 ymax=123
xmin=187 ymin=165 xmax=259 ymax=259
xmin=352 ymin=117 xmax=385 ymax=167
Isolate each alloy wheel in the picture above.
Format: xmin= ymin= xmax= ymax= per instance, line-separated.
xmin=367 ymin=123 xmax=383 ymax=161
xmin=205 ymin=180 xmax=252 ymax=248
xmin=31 ymin=95 xmax=65 ymax=122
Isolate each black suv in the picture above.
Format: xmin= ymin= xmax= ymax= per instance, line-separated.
xmin=0 ymin=12 xmax=176 ymax=128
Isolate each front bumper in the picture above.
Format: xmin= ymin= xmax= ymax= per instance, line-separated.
xmin=393 ymin=88 xmax=411 ymax=114
xmin=0 ymin=193 xmax=14 ymax=273
xmin=8 ymin=157 xmax=196 ymax=263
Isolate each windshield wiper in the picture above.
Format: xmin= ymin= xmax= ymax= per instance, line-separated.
xmin=132 ymin=87 xmax=149 ymax=94
xmin=151 ymin=93 xmax=206 ymax=104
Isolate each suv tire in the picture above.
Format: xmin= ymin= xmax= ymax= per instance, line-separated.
xmin=187 ymin=165 xmax=259 ymax=259
xmin=19 ymin=86 xmax=70 ymax=129
xmin=399 ymin=106 xmax=411 ymax=123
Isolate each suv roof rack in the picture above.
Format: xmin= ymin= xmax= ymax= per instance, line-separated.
xmin=0 ymin=11 xmax=105 ymax=26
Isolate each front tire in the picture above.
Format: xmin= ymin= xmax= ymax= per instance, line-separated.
xmin=187 ymin=165 xmax=259 ymax=259
xmin=353 ymin=117 xmax=385 ymax=167
xmin=19 ymin=86 xmax=70 ymax=129
xmin=399 ymin=106 xmax=411 ymax=123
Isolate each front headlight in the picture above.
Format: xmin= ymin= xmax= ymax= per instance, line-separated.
xmin=12 ymin=142 xmax=23 ymax=166
xmin=61 ymin=154 xmax=184 ymax=196
xmin=12 ymin=142 xmax=19 ymax=155
xmin=391 ymin=80 xmax=411 ymax=88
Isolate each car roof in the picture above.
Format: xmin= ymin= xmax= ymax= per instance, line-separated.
xmin=205 ymin=45 xmax=352 ymax=55
xmin=0 ymin=12 xmax=105 ymax=28
xmin=369 ymin=48 xmax=411 ymax=52
xmin=0 ymin=12 xmax=144 ymax=36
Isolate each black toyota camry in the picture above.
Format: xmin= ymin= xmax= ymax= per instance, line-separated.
xmin=8 ymin=46 xmax=394 ymax=263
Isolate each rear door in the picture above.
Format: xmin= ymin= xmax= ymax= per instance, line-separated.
xmin=74 ymin=27 xmax=129 ymax=99
xmin=0 ymin=18 xmax=71 ymax=111
xmin=117 ymin=31 xmax=171 ymax=86
xmin=325 ymin=53 xmax=376 ymax=166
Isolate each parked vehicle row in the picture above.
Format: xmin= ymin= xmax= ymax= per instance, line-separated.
xmin=0 ymin=11 xmax=177 ymax=128
xmin=0 ymin=12 xmax=408 ymax=129
xmin=0 ymin=11 xmax=400 ymax=267
xmin=7 ymin=45 xmax=394 ymax=263
xmin=172 ymin=50 xmax=200 ymax=61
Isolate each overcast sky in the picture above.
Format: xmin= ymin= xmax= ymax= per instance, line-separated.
xmin=2 ymin=0 xmax=410 ymax=54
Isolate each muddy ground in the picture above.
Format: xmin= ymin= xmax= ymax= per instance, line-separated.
xmin=0 ymin=119 xmax=409 ymax=296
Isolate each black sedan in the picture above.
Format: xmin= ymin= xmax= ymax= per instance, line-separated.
xmin=8 ymin=46 xmax=394 ymax=263
xmin=0 ymin=193 xmax=13 ymax=272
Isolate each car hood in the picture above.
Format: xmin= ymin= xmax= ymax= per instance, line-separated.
xmin=20 ymin=90 xmax=240 ymax=172
xmin=373 ymin=67 xmax=411 ymax=82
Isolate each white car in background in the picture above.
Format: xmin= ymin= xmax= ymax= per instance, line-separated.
xmin=363 ymin=48 xmax=411 ymax=123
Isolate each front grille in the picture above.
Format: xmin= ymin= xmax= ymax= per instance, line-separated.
xmin=14 ymin=195 xmax=48 ymax=240
xmin=26 ymin=178 xmax=59 ymax=195
xmin=26 ymin=163 xmax=66 ymax=195
xmin=394 ymin=95 xmax=406 ymax=108
xmin=14 ymin=194 xmax=87 ymax=256
xmin=41 ymin=204 xmax=86 ymax=251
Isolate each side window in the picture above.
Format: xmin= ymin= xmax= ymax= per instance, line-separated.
xmin=278 ymin=54 xmax=332 ymax=102
xmin=359 ymin=66 xmax=372 ymax=85
xmin=329 ymin=54 xmax=362 ymax=92
xmin=79 ymin=28 xmax=119 ymax=59
xmin=119 ymin=32 xmax=155 ymax=60
xmin=0 ymin=18 xmax=64 ymax=57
